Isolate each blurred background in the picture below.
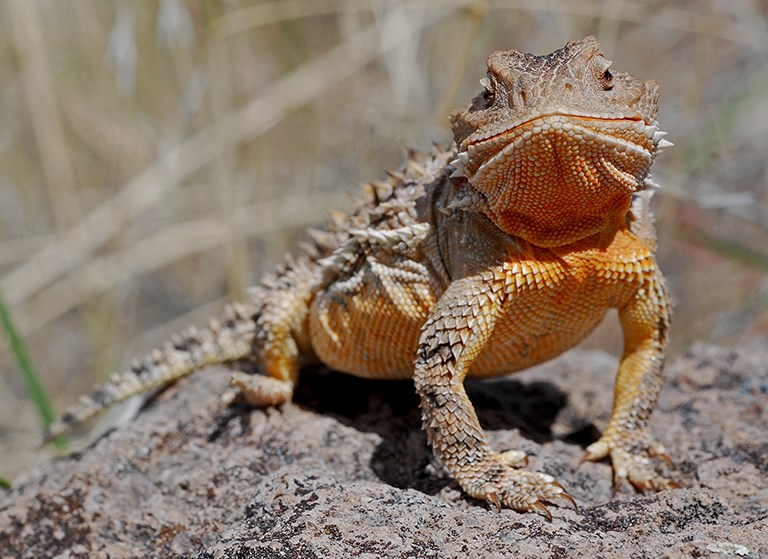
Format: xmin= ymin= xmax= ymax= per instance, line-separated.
xmin=1 ymin=0 xmax=766 ymax=480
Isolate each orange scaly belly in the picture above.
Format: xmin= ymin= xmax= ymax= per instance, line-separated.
xmin=309 ymin=228 xmax=652 ymax=381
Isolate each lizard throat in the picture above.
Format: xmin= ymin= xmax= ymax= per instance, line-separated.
xmin=452 ymin=114 xmax=661 ymax=246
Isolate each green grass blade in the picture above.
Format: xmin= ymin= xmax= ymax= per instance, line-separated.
xmin=0 ymin=477 xmax=10 ymax=489
xmin=0 ymin=290 xmax=66 ymax=450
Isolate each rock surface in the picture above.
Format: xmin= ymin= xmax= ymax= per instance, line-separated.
xmin=1 ymin=344 xmax=766 ymax=558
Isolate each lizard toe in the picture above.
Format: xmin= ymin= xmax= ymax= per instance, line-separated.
xmin=499 ymin=449 xmax=529 ymax=468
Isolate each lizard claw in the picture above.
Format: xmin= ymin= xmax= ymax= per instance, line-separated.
xmin=648 ymin=442 xmax=675 ymax=466
xmin=549 ymin=484 xmax=578 ymax=510
xmin=487 ymin=492 xmax=502 ymax=512
xmin=532 ymin=500 xmax=553 ymax=522
xmin=487 ymin=492 xmax=558 ymax=521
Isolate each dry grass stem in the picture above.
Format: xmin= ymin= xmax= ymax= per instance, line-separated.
xmin=17 ymin=190 xmax=351 ymax=336
xmin=0 ymin=5 xmax=450 ymax=312
xmin=6 ymin=0 xmax=81 ymax=230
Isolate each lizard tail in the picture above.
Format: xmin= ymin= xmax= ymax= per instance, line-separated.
xmin=43 ymin=302 xmax=256 ymax=443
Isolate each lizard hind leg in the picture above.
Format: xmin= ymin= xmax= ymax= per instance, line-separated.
xmin=223 ymin=326 xmax=301 ymax=408
xmin=229 ymin=276 xmax=311 ymax=408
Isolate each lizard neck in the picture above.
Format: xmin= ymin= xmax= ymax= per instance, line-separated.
xmin=472 ymin=178 xmax=633 ymax=248
xmin=443 ymin=174 xmax=633 ymax=249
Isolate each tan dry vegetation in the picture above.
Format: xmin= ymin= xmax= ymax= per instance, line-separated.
xmin=1 ymin=0 xmax=767 ymax=479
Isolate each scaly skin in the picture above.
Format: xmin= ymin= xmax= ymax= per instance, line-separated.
xmin=46 ymin=37 xmax=675 ymax=517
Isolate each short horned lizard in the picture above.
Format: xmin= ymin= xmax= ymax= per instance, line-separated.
xmin=47 ymin=37 xmax=675 ymax=517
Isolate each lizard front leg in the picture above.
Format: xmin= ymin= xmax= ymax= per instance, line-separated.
xmin=414 ymin=274 xmax=572 ymax=517
xmin=583 ymin=270 xmax=678 ymax=491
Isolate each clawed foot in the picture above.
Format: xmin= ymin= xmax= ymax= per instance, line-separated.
xmin=459 ymin=451 xmax=576 ymax=520
xmin=582 ymin=431 xmax=680 ymax=492
xmin=222 ymin=372 xmax=293 ymax=407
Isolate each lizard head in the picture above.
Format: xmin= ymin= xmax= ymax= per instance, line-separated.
xmin=449 ymin=36 xmax=669 ymax=247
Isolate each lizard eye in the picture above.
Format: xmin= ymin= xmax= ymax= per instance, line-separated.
xmin=601 ymin=68 xmax=613 ymax=89
xmin=594 ymin=55 xmax=614 ymax=91
xmin=480 ymin=76 xmax=495 ymax=105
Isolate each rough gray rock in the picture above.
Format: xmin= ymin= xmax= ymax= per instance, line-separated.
xmin=1 ymin=344 xmax=766 ymax=558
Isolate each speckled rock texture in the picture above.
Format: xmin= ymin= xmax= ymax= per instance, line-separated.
xmin=1 ymin=344 xmax=766 ymax=558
